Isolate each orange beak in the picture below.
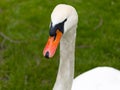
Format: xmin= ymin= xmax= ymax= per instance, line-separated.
xmin=43 ymin=30 xmax=63 ymax=58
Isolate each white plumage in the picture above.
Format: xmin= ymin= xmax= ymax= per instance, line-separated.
xmin=45 ymin=4 xmax=120 ymax=90
xmin=72 ymin=67 xmax=120 ymax=90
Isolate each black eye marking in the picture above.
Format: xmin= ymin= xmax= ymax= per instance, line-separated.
xmin=49 ymin=18 xmax=67 ymax=36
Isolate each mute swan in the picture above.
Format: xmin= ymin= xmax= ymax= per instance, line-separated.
xmin=43 ymin=4 xmax=120 ymax=90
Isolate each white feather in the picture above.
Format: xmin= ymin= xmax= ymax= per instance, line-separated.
xmin=51 ymin=4 xmax=120 ymax=90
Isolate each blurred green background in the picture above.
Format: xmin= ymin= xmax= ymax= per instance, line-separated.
xmin=0 ymin=0 xmax=120 ymax=90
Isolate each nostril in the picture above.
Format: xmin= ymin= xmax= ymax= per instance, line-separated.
xmin=45 ymin=51 xmax=49 ymax=58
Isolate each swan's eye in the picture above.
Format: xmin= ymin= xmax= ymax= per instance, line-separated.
xmin=49 ymin=18 xmax=67 ymax=37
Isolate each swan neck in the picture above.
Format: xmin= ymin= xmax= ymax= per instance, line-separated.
xmin=53 ymin=27 xmax=76 ymax=90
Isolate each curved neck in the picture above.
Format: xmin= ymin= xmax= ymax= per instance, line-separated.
xmin=53 ymin=26 xmax=77 ymax=90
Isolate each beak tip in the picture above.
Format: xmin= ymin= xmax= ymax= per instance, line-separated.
xmin=44 ymin=51 xmax=50 ymax=59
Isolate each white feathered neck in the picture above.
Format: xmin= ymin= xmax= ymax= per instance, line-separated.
xmin=51 ymin=4 xmax=78 ymax=90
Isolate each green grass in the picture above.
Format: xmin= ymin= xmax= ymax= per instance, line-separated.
xmin=0 ymin=0 xmax=120 ymax=90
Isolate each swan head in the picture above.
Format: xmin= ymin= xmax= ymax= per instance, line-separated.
xmin=43 ymin=4 xmax=78 ymax=58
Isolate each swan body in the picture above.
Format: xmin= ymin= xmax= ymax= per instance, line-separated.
xmin=72 ymin=67 xmax=120 ymax=90
xmin=43 ymin=4 xmax=120 ymax=90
